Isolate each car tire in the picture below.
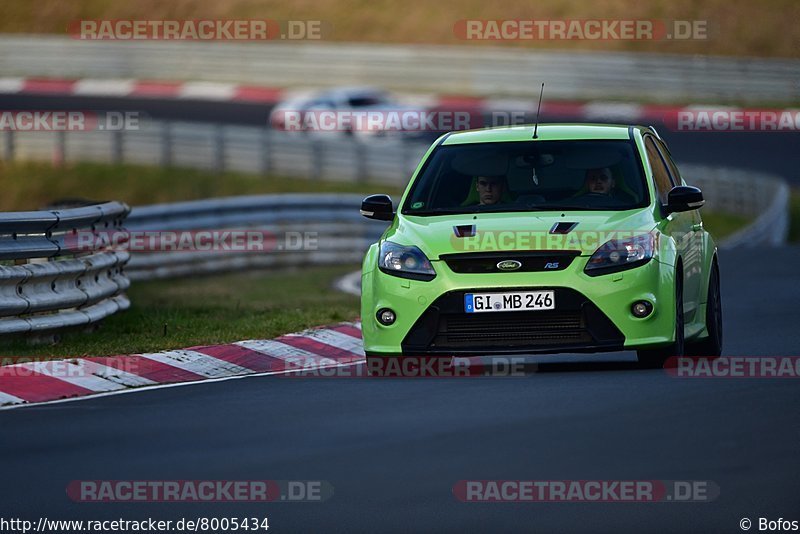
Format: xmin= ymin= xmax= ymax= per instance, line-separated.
xmin=637 ymin=270 xmax=685 ymax=368
xmin=685 ymin=261 xmax=723 ymax=357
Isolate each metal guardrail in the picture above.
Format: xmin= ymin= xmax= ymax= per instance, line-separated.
xmin=1 ymin=35 xmax=799 ymax=103
xmin=125 ymin=194 xmax=385 ymax=280
xmin=0 ymin=202 xmax=131 ymax=335
xmin=1 ymin=121 xmax=428 ymax=185
xmin=683 ymin=164 xmax=791 ymax=248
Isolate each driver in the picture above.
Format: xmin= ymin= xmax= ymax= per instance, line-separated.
xmin=475 ymin=175 xmax=508 ymax=205
xmin=584 ymin=167 xmax=616 ymax=195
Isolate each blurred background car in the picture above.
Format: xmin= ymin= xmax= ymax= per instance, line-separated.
xmin=269 ymin=86 xmax=426 ymax=140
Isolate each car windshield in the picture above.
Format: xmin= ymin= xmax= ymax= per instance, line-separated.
xmin=402 ymin=139 xmax=648 ymax=215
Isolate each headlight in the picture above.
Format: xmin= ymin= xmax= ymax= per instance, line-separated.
xmin=378 ymin=241 xmax=436 ymax=281
xmin=584 ymin=233 xmax=655 ymax=276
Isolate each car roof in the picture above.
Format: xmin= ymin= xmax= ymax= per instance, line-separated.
xmin=441 ymin=123 xmax=642 ymax=145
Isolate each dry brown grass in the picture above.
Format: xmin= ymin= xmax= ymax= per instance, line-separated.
xmin=1 ymin=0 xmax=798 ymax=58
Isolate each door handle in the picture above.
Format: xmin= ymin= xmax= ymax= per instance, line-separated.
xmin=691 ymin=223 xmax=703 ymax=232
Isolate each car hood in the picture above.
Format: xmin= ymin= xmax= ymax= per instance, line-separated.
xmin=386 ymin=209 xmax=657 ymax=259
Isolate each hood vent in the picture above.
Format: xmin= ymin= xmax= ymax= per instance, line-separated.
xmin=549 ymin=222 xmax=579 ymax=235
xmin=453 ymin=224 xmax=476 ymax=238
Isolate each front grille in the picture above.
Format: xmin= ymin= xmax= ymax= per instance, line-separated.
xmin=436 ymin=311 xmax=590 ymax=347
xmin=440 ymin=251 xmax=579 ymax=274
xmin=401 ymin=287 xmax=624 ymax=355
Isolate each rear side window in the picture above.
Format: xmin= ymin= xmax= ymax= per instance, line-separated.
xmin=644 ymin=137 xmax=674 ymax=204
xmin=656 ymin=139 xmax=684 ymax=185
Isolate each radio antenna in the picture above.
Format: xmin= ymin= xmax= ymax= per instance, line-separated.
xmin=532 ymin=82 xmax=545 ymax=139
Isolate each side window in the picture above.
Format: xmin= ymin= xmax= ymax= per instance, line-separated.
xmin=656 ymin=139 xmax=683 ymax=185
xmin=644 ymin=137 xmax=674 ymax=204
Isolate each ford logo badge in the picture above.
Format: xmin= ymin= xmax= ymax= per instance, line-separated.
xmin=496 ymin=260 xmax=522 ymax=271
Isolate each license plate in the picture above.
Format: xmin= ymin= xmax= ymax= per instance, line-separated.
xmin=465 ymin=290 xmax=555 ymax=313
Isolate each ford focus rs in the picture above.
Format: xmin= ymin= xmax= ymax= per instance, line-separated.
xmin=360 ymin=124 xmax=722 ymax=368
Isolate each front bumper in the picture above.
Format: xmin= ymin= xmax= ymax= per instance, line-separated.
xmin=361 ymin=254 xmax=676 ymax=356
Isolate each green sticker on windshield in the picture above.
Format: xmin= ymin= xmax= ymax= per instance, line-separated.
xmin=411 ymin=202 xmax=424 ymax=209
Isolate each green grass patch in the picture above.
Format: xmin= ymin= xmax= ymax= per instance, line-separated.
xmin=700 ymin=211 xmax=751 ymax=240
xmin=0 ymin=161 xmax=404 ymax=211
xmin=0 ymin=265 xmax=361 ymax=360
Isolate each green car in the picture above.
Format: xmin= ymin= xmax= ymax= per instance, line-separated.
xmin=359 ymin=124 xmax=722 ymax=369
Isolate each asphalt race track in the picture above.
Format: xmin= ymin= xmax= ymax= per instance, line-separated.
xmin=3 ymin=93 xmax=800 ymax=185
xmin=1 ymin=246 xmax=799 ymax=532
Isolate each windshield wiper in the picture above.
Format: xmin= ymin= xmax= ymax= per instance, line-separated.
xmin=406 ymin=204 xmax=603 ymax=215
xmin=408 ymin=205 xmax=552 ymax=215
xmin=405 ymin=208 xmax=475 ymax=216
xmin=476 ymin=205 xmax=546 ymax=212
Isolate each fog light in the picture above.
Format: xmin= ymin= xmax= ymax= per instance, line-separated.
xmin=377 ymin=308 xmax=396 ymax=325
xmin=631 ymin=300 xmax=653 ymax=318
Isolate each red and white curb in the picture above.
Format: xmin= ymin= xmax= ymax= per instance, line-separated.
xmin=0 ymin=321 xmax=364 ymax=409
xmin=0 ymin=76 xmax=760 ymax=124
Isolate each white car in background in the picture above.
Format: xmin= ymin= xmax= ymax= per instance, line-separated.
xmin=269 ymin=86 xmax=426 ymax=139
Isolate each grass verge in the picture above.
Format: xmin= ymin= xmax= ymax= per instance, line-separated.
xmin=0 ymin=265 xmax=361 ymax=360
xmin=0 ymin=161 xmax=404 ymax=211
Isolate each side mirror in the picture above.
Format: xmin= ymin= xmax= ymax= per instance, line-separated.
xmin=665 ymin=185 xmax=704 ymax=213
xmin=360 ymin=194 xmax=394 ymax=221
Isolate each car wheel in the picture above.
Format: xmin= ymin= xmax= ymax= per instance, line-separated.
xmin=637 ymin=271 xmax=685 ymax=368
xmin=685 ymin=261 xmax=723 ymax=357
